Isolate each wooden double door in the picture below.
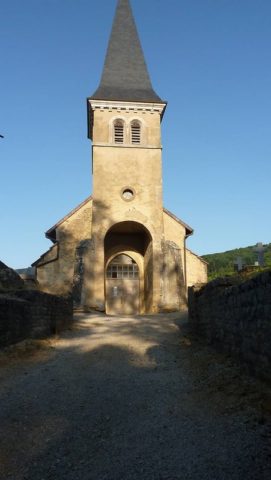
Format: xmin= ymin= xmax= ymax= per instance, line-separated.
xmin=106 ymin=254 xmax=140 ymax=315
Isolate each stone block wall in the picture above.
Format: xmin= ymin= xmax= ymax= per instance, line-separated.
xmin=0 ymin=260 xmax=25 ymax=291
xmin=188 ymin=271 xmax=271 ymax=382
xmin=0 ymin=290 xmax=73 ymax=348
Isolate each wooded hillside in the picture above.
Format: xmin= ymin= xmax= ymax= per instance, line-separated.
xmin=202 ymin=243 xmax=271 ymax=280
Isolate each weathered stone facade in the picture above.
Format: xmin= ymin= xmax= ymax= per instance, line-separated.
xmin=188 ymin=271 xmax=271 ymax=382
xmin=34 ymin=197 xmax=207 ymax=313
xmin=33 ymin=198 xmax=92 ymax=298
xmin=33 ymin=0 xmax=207 ymax=314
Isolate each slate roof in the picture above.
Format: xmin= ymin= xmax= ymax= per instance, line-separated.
xmin=90 ymin=0 xmax=163 ymax=103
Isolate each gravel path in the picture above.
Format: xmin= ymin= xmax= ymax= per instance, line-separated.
xmin=0 ymin=312 xmax=271 ymax=480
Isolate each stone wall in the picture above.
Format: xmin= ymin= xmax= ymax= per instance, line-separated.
xmin=188 ymin=271 xmax=271 ymax=382
xmin=0 ymin=290 xmax=73 ymax=348
xmin=0 ymin=261 xmax=24 ymax=291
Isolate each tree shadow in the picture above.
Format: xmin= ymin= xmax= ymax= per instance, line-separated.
xmin=1 ymin=313 xmax=270 ymax=480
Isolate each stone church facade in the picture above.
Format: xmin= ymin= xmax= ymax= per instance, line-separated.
xmin=33 ymin=0 xmax=207 ymax=314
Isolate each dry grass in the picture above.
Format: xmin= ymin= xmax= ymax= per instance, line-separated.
xmin=0 ymin=337 xmax=57 ymax=368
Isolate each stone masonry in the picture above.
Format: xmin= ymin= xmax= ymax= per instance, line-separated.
xmin=0 ymin=291 xmax=73 ymax=348
xmin=188 ymin=271 xmax=271 ymax=383
xmin=0 ymin=261 xmax=73 ymax=348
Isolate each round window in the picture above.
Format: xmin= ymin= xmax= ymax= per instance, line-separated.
xmin=121 ymin=188 xmax=135 ymax=201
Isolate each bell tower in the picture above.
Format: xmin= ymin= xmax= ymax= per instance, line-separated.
xmin=32 ymin=0 xmax=207 ymax=310
xmin=85 ymin=0 xmax=167 ymax=313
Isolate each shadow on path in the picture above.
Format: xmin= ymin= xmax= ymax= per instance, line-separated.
xmin=0 ymin=312 xmax=270 ymax=480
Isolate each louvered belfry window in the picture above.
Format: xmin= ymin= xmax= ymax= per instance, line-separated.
xmin=131 ymin=121 xmax=141 ymax=144
xmin=114 ymin=120 xmax=124 ymax=144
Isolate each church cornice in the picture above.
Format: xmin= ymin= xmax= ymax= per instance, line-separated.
xmin=92 ymin=144 xmax=162 ymax=150
xmin=88 ymin=99 xmax=166 ymax=115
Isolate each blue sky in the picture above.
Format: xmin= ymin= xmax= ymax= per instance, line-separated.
xmin=1 ymin=0 xmax=270 ymax=268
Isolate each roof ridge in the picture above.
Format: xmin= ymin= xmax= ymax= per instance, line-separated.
xmin=186 ymin=247 xmax=209 ymax=264
xmin=46 ymin=195 xmax=93 ymax=241
xmin=163 ymin=207 xmax=193 ymax=235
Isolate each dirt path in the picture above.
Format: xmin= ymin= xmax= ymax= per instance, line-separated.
xmin=0 ymin=312 xmax=271 ymax=480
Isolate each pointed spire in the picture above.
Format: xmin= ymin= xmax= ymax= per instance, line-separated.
xmin=90 ymin=0 xmax=163 ymax=103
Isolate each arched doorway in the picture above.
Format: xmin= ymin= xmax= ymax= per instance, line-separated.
xmin=106 ymin=254 xmax=140 ymax=315
xmin=104 ymin=221 xmax=153 ymax=315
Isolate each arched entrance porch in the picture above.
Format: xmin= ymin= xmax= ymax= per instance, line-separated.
xmin=104 ymin=221 xmax=153 ymax=315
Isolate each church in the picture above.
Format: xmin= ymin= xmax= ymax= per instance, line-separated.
xmin=33 ymin=0 xmax=207 ymax=315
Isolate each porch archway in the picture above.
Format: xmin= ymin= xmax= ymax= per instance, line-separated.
xmin=104 ymin=221 xmax=153 ymax=314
